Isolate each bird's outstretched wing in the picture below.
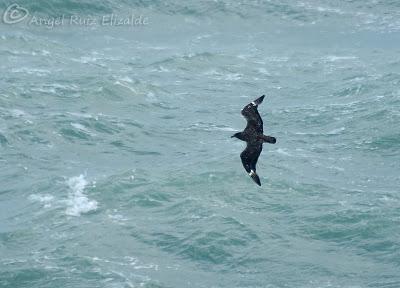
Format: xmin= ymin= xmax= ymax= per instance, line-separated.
xmin=241 ymin=95 xmax=264 ymax=134
xmin=240 ymin=142 xmax=263 ymax=186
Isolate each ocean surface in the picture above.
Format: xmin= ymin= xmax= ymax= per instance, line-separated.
xmin=1 ymin=1 xmax=400 ymax=287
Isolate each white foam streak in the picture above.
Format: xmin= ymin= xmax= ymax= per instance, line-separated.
xmin=66 ymin=175 xmax=98 ymax=216
xmin=29 ymin=194 xmax=54 ymax=208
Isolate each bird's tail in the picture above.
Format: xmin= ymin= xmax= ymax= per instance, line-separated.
xmin=249 ymin=170 xmax=261 ymax=186
xmin=260 ymin=135 xmax=276 ymax=144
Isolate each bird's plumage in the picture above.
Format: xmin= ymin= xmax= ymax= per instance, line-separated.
xmin=232 ymin=95 xmax=276 ymax=186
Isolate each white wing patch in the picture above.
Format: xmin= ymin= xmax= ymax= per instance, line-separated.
xmin=249 ymin=170 xmax=256 ymax=176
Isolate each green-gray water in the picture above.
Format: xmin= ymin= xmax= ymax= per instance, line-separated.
xmin=1 ymin=1 xmax=400 ymax=287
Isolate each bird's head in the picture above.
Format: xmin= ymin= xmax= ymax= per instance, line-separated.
xmin=231 ymin=132 xmax=242 ymax=139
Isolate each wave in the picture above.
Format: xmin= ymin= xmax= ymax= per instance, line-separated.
xmin=2 ymin=0 xmax=399 ymax=33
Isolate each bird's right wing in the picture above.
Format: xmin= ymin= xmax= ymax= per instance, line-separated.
xmin=241 ymin=95 xmax=264 ymax=134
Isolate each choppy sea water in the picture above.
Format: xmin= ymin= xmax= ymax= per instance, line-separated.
xmin=1 ymin=1 xmax=400 ymax=287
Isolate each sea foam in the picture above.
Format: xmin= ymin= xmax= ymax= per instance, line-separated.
xmin=66 ymin=175 xmax=98 ymax=216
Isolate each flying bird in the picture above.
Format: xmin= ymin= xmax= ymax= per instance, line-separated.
xmin=231 ymin=95 xmax=276 ymax=186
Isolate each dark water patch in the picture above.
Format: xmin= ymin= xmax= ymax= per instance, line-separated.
xmin=59 ymin=127 xmax=92 ymax=141
xmin=358 ymin=108 xmax=389 ymax=122
xmin=151 ymin=102 xmax=178 ymax=110
xmin=220 ymin=216 xmax=260 ymax=243
xmin=147 ymin=219 xmax=262 ymax=268
xmin=109 ymin=140 xmax=125 ymax=147
xmin=141 ymin=282 xmax=172 ymax=288
xmin=380 ymin=72 xmax=400 ymax=85
xmin=131 ymin=150 xmax=161 ymax=156
xmin=108 ymin=140 xmax=149 ymax=154
xmin=99 ymin=86 xmax=131 ymax=102
xmin=333 ymin=85 xmax=365 ymax=98
xmin=342 ymin=74 xmax=370 ymax=82
xmin=306 ymin=209 xmax=376 ymax=226
xmin=161 ymin=199 xmax=207 ymax=220
xmin=14 ymin=129 xmax=51 ymax=145
xmin=128 ymin=189 xmax=172 ymax=208
xmin=64 ymin=115 xmax=127 ymax=136
xmin=159 ymin=114 xmax=175 ymax=120
xmin=92 ymin=170 xmax=161 ymax=210
xmin=149 ymin=52 xmax=221 ymax=74
xmin=303 ymin=209 xmax=392 ymax=246
xmin=0 ymin=133 xmax=8 ymax=146
xmin=231 ymin=255 xmax=270 ymax=270
xmin=367 ymin=134 xmax=400 ymax=151
xmin=92 ymin=120 xmax=122 ymax=135
xmin=125 ymin=120 xmax=145 ymax=129
xmin=0 ymin=268 xmax=49 ymax=288
xmin=99 ymin=171 xmax=151 ymax=191
xmin=367 ymin=279 xmax=400 ymax=288
xmin=151 ymin=231 xmax=233 ymax=265
xmin=291 ymin=182 xmax=337 ymax=198
xmin=359 ymin=240 xmax=399 ymax=256
xmin=0 ymin=229 xmax=37 ymax=250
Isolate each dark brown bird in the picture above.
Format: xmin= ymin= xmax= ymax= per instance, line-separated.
xmin=231 ymin=95 xmax=276 ymax=186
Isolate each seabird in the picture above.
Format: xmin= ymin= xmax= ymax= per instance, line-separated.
xmin=231 ymin=95 xmax=276 ymax=186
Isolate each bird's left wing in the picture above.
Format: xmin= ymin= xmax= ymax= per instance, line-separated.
xmin=240 ymin=142 xmax=263 ymax=186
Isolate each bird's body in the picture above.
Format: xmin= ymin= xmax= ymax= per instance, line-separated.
xmin=231 ymin=95 xmax=276 ymax=186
